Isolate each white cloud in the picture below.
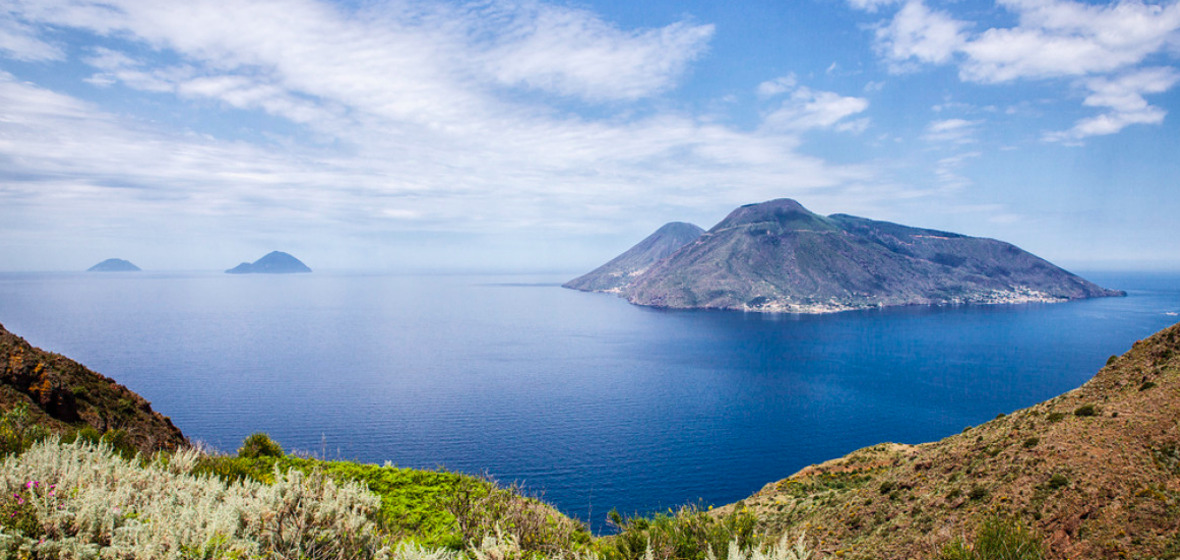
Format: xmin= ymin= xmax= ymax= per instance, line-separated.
xmin=875 ymin=0 xmax=967 ymax=68
xmin=931 ymin=150 xmax=981 ymax=190
xmin=0 ymin=12 xmax=63 ymax=61
xmin=479 ymin=3 xmax=714 ymax=101
xmin=847 ymin=0 xmax=902 ymax=14
xmin=923 ymin=118 xmax=982 ymax=144
xmin=757 ymin=74 xmax=798 ymax=98
xmin=960 ymin=0 xmax=1180 ymax=83
xmin=1044 ymin=67 xmax=1180 ymax=141
xmin=760 ymin=79 xmax=870 ymax=132
xmin=863 ymin=0 xmax=1180 ymax=141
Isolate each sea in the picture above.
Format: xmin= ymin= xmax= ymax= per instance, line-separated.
xmin=0 ymin=270 xmax=1177 ymax=531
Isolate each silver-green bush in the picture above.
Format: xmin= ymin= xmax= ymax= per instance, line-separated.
xmin=0 ymin=439 xmax=385 ymax=559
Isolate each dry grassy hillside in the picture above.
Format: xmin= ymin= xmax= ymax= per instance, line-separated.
xmin=721 ymin=321 xmax=1180 ymax=560
xmin=1 ymin=322 xmax=186 ymax=454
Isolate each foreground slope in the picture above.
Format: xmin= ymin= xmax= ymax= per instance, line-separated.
xmin=0 ymin=322 xmax=186 ymax=453
xmin=622 ymin=199 xmax=1121 ymax=313
xmin=565 ymin=222 xmax=704 ymax=293
xmin=721 ymin=320 xmax=1180 ymax=559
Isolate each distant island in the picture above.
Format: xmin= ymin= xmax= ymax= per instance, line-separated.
xmin=225 ymin=251 xmax=312 ymax=274
xmin=87 ymin=258 xmax=141 ymax=272
xmin=568 ymin=198 xmax=1124 ymax=313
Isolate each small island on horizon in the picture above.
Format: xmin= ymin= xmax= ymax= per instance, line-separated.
xmin=225 ymin=251 xmax=312 ymax=274
xmin=87 ymin=258 xmax=141 ymax=272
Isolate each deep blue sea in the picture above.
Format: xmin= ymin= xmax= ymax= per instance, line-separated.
xmin=1 ymin=270 xmax=1178 ymax=531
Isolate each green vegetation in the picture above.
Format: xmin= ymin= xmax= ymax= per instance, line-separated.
xmin=238 ymin=431 xmax=284 ymax=459
xmin=938 ymin=515 xmax=1045 ymax=560
xmin=1073 ymin=404 xmax=1097 ymax=417
xmin=2 ymin=439 xmax=383 ymax=559
xmin=1 ymin=435 xmax=781 ymax=560
xmin=0 ymin=403 xmax=48 ymax=456
xmin=600 ymin=505 xmax=758 ymax=560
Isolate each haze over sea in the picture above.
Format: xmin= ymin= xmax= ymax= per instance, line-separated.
xmin=1 ymin=270 xmax=1178 ymax=531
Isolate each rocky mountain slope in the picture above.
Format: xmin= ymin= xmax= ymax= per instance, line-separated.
xmin=608 ymin=199 xmax=1121 ymax=313
xmin=226 ymin=250 xmax=312 ymax=274
xmin=564 ymin=222 xmax=704 ymax=293
xmin=1 ymin=323 xmax=186 ymax=453
xmin=719 ymin=320 xmax=1180 ymax=559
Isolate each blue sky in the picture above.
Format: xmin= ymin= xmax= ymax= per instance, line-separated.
xmin=1 ymin=0 xmax=1178 ymax=272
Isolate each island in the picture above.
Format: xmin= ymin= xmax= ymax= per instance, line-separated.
xmin=86 ymin=258 xmax=141 ymax=272
xmin=225 ymin=251 xmax=312 ymax=274
xmin=569 ymin=198 xmax=1124 ymax=313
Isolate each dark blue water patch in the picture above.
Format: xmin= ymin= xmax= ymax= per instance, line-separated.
xmin=0 ymin=271 xmax=1177 ymax=532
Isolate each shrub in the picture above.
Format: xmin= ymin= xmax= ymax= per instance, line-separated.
xmin=0 ymin=439 xmax=384 ymax=559
xmin=938 ymin=515 xmax=1044 ymax=560
xmin=1045 ymin=412 xmax=1065 ymax=423
xmin=1047 ymin=474 xmax=1069 ymax=490
xmin=1140 ymin=381 xmax=1157 ymax=391
xmin=1074 ymin=404 xmax=1097 ymax=417
xmin=714 ymin=533 xmax=813 ymax=560
xmin=445 ymin=474 xmax=588 ymax=555
xmin=0 ymin=403 xmax=50 ymax=456
xmin=968 ymin=485 xmax=988 ymax=501
xmin=1022 ymin=437 xmax=1040 ymax=449
xmin=600 ymin=504 xmax=757 ymax=560
xmin=238 ymin=432 xmax=284 ymax=459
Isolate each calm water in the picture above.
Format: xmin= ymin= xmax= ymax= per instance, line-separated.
xmin=0 ymin=270 xmax=1177 ymax=531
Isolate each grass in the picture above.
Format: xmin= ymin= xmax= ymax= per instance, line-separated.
xmin=938 ymin=515 xmax=1045 ymax=560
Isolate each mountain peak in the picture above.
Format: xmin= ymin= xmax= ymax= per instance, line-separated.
xmin=712 ymin=198 xmax=833 ymax=232
xmin=653 ymin=221 xmax=705 ymax=237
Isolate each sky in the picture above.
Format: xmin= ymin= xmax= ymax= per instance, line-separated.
xmin=1 ymin=0 xmax=1179 ymax=273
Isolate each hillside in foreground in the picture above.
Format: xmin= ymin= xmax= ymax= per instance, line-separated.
xmin=718 ymin=320 xmax=1180 ymax=559
xmin=1 ymin=322 xmax=185 ymax=454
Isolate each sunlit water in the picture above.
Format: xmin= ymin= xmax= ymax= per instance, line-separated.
xmin=1 ymin=270 xmax=1177 ymax=531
